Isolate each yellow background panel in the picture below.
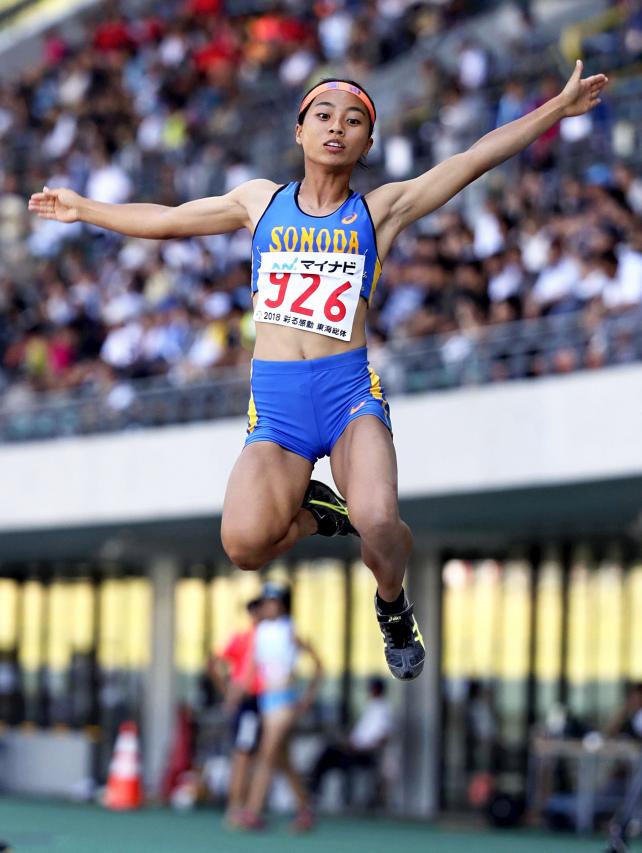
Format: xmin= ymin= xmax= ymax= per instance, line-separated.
xmin=293 ymin=560 xmax=345 ymax=678
xmin=125 ymin=578 xmax=151 ymax=669
xmin=98 ymin=579 xmax=127 ymax=669
xmin=69 ymin=581 xmax=94 ymax=654
xmin=351 ymin=561 xmax=386 ymax=677
xmin=626 ymin=564 xmax=642 ymax=680
xmin=175 ymin=578 xmax=207 ymax=673
xmin=46 ymin=581 xmax=71 ymax=671
xmin=0 ymin=579 xmax=18 ymax=651
xmin=293 ymin=563 xmax=319 ymax=678
xmin=535 ymin=557 xmax=563 ymax=681
xmin=471 ymin=560 xmax=501 ymax=679
xmin=19 ymin=581 xmax=45 ymax=670
xmin=566 ymin=558 xmax=593 ymax=685
xmin=442 ymin=559 xmax=472 ymax=680
xmin=593 ymin=558 xmax=624 ymax=681
xmin=317 ymin=561 xmax=345 ymax=678
xmin=209 ymin=571 xmax=261 ymax=654
xmin=497 ymin=560 xmax=531 ymax=680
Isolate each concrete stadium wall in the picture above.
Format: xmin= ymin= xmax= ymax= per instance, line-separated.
xmin=1 ymin=364 xmax=641 ymax=533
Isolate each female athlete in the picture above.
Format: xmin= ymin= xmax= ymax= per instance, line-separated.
xmin=29 ymin=61 xmax=607 ymax=681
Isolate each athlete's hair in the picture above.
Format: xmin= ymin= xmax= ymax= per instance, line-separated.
xmin=297 ymin=78 xmax=376 ymax=136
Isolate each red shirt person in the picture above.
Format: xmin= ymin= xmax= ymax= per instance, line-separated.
xmin=208 ymin=596 xmax=264 ymax=827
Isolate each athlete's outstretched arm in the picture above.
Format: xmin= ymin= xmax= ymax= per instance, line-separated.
xmin=27 ymin=178 xmax=278 ymax=238
xmin=368 ymin=61 xmax=608 ymax=240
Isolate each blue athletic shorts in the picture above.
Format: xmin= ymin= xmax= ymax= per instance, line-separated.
xmin=244 ymin=346 xmax=392 ymax=464
xmin=258 ymin=687 xmax=299 ymax=715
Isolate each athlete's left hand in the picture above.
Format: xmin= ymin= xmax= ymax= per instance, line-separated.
xmin=560 ymin=59 xmax=608 ymax=117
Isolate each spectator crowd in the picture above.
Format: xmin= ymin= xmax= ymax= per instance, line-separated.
xmin=0 ymin=0 xmax=641 ymax=414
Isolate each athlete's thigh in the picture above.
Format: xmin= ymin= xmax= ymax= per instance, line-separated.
xmin=223 ymin=441 xmax=313 ymax=536
xmin=257 ymin=708 xmax=296 ymax=761
xmin=330 ymin=416 xmax=399 ymax=519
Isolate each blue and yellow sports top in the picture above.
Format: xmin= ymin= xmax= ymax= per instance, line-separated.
xmin=251 ymin=181 xmax=381 ymax=305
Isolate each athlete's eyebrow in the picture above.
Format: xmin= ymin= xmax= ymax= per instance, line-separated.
xmin=313 ymin=100 xmax=368 ymax=118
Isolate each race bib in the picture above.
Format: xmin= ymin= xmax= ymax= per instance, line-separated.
xmin=254 ymin=251 xmax=364 ymax=341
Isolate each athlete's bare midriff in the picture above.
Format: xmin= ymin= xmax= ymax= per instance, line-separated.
xmin=252 ymin=294 xmax=368 ymax=360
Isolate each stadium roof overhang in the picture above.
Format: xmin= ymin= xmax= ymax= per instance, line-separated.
xmin=1 ymin=474 xmax=640 ymax=566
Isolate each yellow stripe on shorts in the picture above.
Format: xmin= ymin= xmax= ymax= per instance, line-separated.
xmin=247 ymin=390 xmax=258 ymax=434
xmin=368 ymin=365 xmax=391 ymax=424
xmin=368 ymin=366 xmax=383 ymax=400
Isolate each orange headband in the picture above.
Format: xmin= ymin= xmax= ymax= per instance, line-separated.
xmin=298 ymin=81 xmax=376 ymax=128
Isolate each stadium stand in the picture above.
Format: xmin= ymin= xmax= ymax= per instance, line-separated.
xmin=0 ymin=0 xmax=641 ymax=440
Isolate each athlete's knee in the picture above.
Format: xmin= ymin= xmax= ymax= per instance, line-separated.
xmin=221 ymin=518 xmax=289 ymax=571
xmin=223 ymin=543 xmax=265 ymax=573
xmin=351 ymin=505 xmax=405 ymax=546
xmin=221 ymin=526 xmax=267 ymax=572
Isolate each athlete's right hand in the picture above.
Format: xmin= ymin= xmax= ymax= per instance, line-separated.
xmin=28 ymin=186 xmax=82 ymax=223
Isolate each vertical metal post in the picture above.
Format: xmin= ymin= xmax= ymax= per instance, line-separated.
xmin=143 ymin=556 xmax=178 ymax=793
xmin=401 ymin=545 xmax=442 ymax=817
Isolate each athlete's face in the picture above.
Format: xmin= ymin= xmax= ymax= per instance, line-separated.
xmin=295 ymin=90 xmax=373 ymax=167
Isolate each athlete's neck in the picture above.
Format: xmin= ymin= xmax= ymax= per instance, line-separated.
xmin=298 ymin=173 xmax=352 ymax=215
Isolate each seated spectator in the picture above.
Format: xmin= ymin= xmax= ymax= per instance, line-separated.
xmin=308 ymin=676 xmax=393 ymax=804
xmin=604 ymin=683 xmax=642 ymax=740
xmin=528 ymin=238 xmax=581 ymax=315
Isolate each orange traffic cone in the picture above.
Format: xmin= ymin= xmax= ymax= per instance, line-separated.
xmin=103 ymin=721 xmax=144 ymax=810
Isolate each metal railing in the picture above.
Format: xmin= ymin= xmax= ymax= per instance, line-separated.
xmin=1 ymin=308 xmax=640 ymax=444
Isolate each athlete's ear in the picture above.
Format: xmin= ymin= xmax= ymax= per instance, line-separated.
xmin=295 ymin=123 xmax=303 ymax=146
xmin=363 ymin=136 xmax=374 ymax=157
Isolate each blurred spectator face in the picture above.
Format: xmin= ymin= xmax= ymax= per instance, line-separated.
xmin=614 ymin=162 xmax=634 ymax=189
xmin=629 ymin=684 xmax=642 ymax=710
xmin=368 ymin=676 xmax=385 ymax=698
xmin=553 ymin=348 xmax=578 ymax=374
xmin=414 ymin=235 xmax=439 ymax=262
xmin=454 ymin=297 xmax=483 ymax=329
xmin=599 ymin=252 xmax=618 ymax=280
xmin=456 ymin=261 xmax=484 ymax=292
xmin=490 ymin=300 xmax=518 ymax=324
xmin=547 ymin=240 xmax=563 ymax=266
xmin=422 ymin=262 xmax=448 ymax=292
xmin=246 ymin=598 xmax=264 ymax=624
xmin=262 ymin=597 xmax=285 ymax=620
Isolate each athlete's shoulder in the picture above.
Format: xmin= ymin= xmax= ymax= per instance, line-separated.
xmin=233 ymin=179 xmax=283 ymax=231
xmin=363 ymin=181 xmax=408 ymax=261
xmin=233 ymin=178 xmax=281 ymax=205
xmin=363 ymin=181 xmax=406 ymax=230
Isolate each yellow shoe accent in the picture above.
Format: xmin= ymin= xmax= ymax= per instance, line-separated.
xmin=308 ymin=499 xmax=349 ymax=516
